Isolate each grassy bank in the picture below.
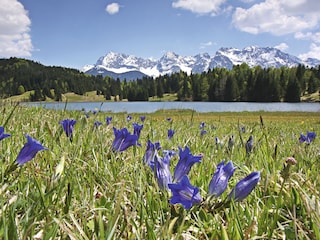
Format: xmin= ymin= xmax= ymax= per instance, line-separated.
xmin=4 ymin=91 xmax=178 ymax=102
xmin=4 ymin=90 xmax=320 ymax=103
xmin=0 ymin=104 xmax=319 ymax=239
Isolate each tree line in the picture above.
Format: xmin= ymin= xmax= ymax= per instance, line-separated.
xmin=124 ymin=63 xmax=320 ymax=102
xmin=0 ymin=57 xmax=319 ymax=102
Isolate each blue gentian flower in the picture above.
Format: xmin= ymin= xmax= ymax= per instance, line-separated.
xmin=299 ymin=131 xmax=316 ymax=144
xmin=127 ymin=115 xmax=132 ymax=122
xmin=208 ymin=161 xmax=236 ymax=197
xmin=245 ymin=135 xmax=254 ymax=154
xmin=0 ymin=126 xmax=11 ymax=141
xmin=140 ymin=116 xmax=146 ymax=122
xmin=199 ymin=122 xmax=205 ymax=129
xmin=168 ymin=175 xmax=202 ymax=209
xmin=200 ymin=130 xmax=207 ymax=136
xmin=111 ymin=127 xmax=139 ymax=152
xmin=162 ymin=149 xmax=177 ymax=158
xmin=154 ymin=151 xmax=172 ymax=190
xmin=106 ymin=116 xmax=112 ymax=125
xmin=59 ymin=119 xmax=77 ymax=141
xmin=143 ymin=140 xmax=161 ymax=170
xmin=168 ymin=129 xmax=175 ymax=140
xmin=16 ymin=135 xmax=48 ymax=166
xmin=94 ymin=121 xmax=102 ymax=128
xmin=173 ymin=146 xmax=202 ymax=182
xmin=166 ymin=117 xmax=172 ymax=122
xmin=228 ymin=171 xmax=260 ymax=202
xmin=132 ymin=122 xmax=143 ymax=138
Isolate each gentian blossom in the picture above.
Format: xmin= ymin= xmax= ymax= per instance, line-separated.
xmin=127 ymin=115 xmax=132 ymax=122
xmin=200 ymin=130 xmax=207 ymax=136
xmin=0 ymin=126 xmax=11 ymax=141
xmin=94 ymin=121 xmax=102 ymax=128
xmin=59 ymin=119 xmax=77 ymax=141
xmin=299 ymin=131 xmax=316 ymax=144
xmin=16 ymin=134 xmax=48 ymax=166
xmin=111 ymin=127 xmax=139 ymax=152
xmin=166 ymin=117 xmax=172 ymax=122
xmin=140 ymin=116 xmax=146 ymax=122
xmin=168 ymin=175 xmax=202 ymax=209
xmin=132 ymin=122 xmax=143 ymax=138
xmin=143 ymin=140 xmax=161 ymax=170
xmin=208 ymin=161 xmax=236 ymax=197
xmin=173 ymin=146 xmax=202 ymax=182
xmin=106 ymin=116 xmax=112 ymax=125
xmin=154 ymin=151 xmax=172 ymax=190
xmin=168 ymin=129 xmax=175 ymax=140
xmin=228 ymin=171 xmax=260 ymax=202
xmin=199 ymin=122 xmax=205 ymax=129
xmin=162 ymin=149 xmax=177 ymax=158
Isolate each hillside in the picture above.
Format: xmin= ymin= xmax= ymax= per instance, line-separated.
xmin=0 ymin=57 xmax=319 ymax=103
xmin=0 ymin=57 xmax=110 ymax=101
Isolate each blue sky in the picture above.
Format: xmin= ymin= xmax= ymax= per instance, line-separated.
xmin=1 ymin=0 xmax=320 ymax=69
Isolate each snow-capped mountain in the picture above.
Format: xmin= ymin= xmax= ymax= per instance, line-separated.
xmin=83 ymin=47 xmax=320 ymax=80
xmin=209 ymin=46 xmax=302 ymax=69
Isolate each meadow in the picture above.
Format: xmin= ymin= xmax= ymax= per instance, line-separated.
xmin=0 ymin=102 xmax=319 ymax=239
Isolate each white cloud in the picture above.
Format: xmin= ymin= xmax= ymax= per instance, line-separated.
xmin=232 ymin=0 xmax=320 ymax=35
xmin=0 ymin=0 xmax=33 ymax=57
xmin=200 ymin=41 xmax=214 ymax=49
xmin=105 ymin=3 xmax=120 ymax=15
xmin=172 ymin=0 xmax=227 ymax=15
xmin=274 ymin=43 xmax=289 ymax=51
xmin=295 ymin=31 xmax=320 ymax=43
xmin=299 ymin=43 xmax=320 ymax=60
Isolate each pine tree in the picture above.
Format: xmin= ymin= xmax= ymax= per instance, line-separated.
xmin=285 ymin=77 xmax=301 ymax=102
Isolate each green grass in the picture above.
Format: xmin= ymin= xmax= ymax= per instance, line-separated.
xmin=0 ymin=102 xmax=319 ymax=239
xmin=149 ymin=93 xmax=178 ymax=101
xmin=5 ymin=90 xmax=320 ymax=103
xmin=4 ymin=90 xmax=107 ymax=103
xmin=62 ymin=91 xmax=107 ymax=102
xmin=301 ymin=91 xmax=320 ymax=102
xmin=4 ymin=91 xmax=179 ymax=103
xmin=3 ymin=90 xmax=35 ymax=102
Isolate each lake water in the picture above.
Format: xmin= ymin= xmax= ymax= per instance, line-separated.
xmin=23 ymin=101 xmax=320 ymax=113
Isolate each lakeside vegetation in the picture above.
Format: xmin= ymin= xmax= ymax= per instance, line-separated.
xmin=1 ymin=57 xmax=320 ymax=103
xmin=4 ymin=91 xmax=178 ymax=103
xmin=0 ymin=103 xmax=319 ymax=239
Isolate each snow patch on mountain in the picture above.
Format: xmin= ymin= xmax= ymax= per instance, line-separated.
xmin=83 ymin=46 xmax=320 ymax=80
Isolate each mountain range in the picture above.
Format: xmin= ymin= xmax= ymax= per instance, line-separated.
xmin=83 ymin=46 xmax=320 ymax=80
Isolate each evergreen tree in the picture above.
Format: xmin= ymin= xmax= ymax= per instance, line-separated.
xmin=307 ymin=74 xmax=317 ymax=94
xmin=268 ymin=78 xmax=281 ymax=102
xmin=177 ymin=77 xmax=192 ymax=101
xmin=156 ymin=78 xmax=164 ymax=98
xmin=43 ymin=85 xmax=53 ymax=99
xmin=285 ymin=77 xmax=301 ymax=102
xmin=54 ymin=87 xmax=62 ymax=101
xmin=224 ymin=75 xmax=239 ymax=101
